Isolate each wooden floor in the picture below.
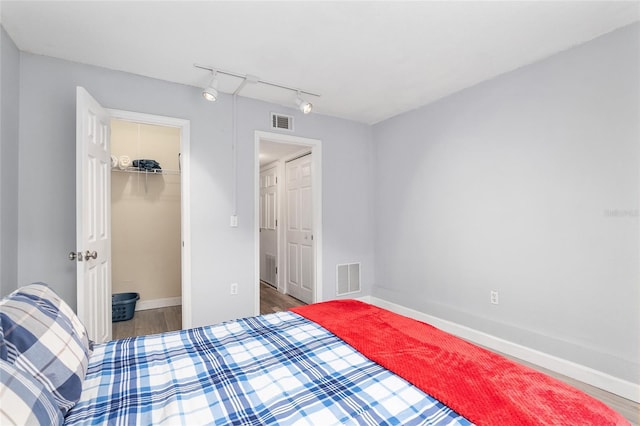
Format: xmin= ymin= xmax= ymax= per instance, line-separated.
xmin=111 ymin=283 xmax=303 ymax=339
xmin=260 ymin=281 xmax=306 ymax=315
xmin=500 ymin=353 xmax=639 ymax=425
xmin=112 ymin=305 xmax=182 ymax=340
xmin=113 ymin=291 xmax=638 ymax=424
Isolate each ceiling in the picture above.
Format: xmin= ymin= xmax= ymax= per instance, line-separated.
xmin=1 ymin=1 xmax=638 ymax=124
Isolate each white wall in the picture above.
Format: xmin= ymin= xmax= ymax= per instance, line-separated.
xmin=16 ymin=53 xmax=375 ymax=326
xmin=0 ymin=26 xmax=20 ymax=297
xmin=372 ymin=23 xmax=639 ymax=383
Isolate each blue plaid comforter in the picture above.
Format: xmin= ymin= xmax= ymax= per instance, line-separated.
xmin=64 ymin=312 xmax=472 ymax=425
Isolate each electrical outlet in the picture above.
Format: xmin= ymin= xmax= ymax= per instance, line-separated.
xmin=490 ymin=290 xmax=499 ymax=305
xmin=230 ymin=215 xmax=238 ymax=227
xmin=230 ymin=283 xmax=238 ymax=295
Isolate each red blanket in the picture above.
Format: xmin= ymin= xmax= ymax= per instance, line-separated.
xmin=292 ymin=300 xmax=629 ymax=426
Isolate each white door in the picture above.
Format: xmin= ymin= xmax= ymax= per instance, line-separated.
xmin=75 ymin=87 xmax=112 ymax=343
xmin=260 ymin=166 xmax=278 ymax=286
xmin=285 ymin=154 xmax=314 ymax=303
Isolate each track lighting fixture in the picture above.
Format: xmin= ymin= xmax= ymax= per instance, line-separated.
xmin=202 ymin=71 xmax=219 ymax=102
xmin=296 ymin=92 xmax=313 ymax=114
xmin=195 ymin=64 xmax=320 ymax=112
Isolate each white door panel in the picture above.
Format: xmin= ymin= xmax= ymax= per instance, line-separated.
xmin=300 ymin=163 xmax=311 ymax=185
xmin=300 ymin=245 xmax=313 ymax=291
xmin=285 ymin=154 xmax=314 ymax=303
xmin=288 ymin=243 xmax=298 ymax=284
xmin=287 ymin=189 xmax=298 ymax=230
xmin=76 ymin=87 xmax=111 ymax=343
xmin=266 ymin=192 xmax=276 ymax=229
xmin=300 ymin=187 xmax=312 ymax=231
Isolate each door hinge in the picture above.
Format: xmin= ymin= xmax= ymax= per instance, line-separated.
xmin=311 ymin=234 xmax=314 ymax=241
xmin=275 ymin=177 xmax=278 ymax=184
xmin=275 ymin=219 xmax=278 ymax=227
xmin=275 ymin=267 xmax=278 ymax=274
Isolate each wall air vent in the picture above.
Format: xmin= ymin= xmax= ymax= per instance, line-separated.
xmin=271 ymin=112 xmax=294 ymax=131
xmin=336 ymin=262 xmax=361 ymax=296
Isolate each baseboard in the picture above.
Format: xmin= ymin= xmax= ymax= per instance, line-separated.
xmin=136 ymin=296 xmax=181 ymax=311
xmin=369 ymin=296 xmax=639 ymax=403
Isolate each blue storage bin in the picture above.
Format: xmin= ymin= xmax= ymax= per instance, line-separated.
xmin=112 ymin=292 xmax=140 ymax=322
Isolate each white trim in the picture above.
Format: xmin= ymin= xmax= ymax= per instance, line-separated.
xmin=269 ymin=161 xmax=286 ymax=294
xmin=369 ymin=296 xmax=639 ymax=402
xmin=107 ymin=109 xmax=192 ymax=329
xmin=136 ymin=296 xmax=182 ymax=311
xmin=275 ymin=160 xmax=285 ymax=294
xmin=254 ymin=131 xmax=323 ymax=316
xmin=108 ymin=110 xmax=189 ymax=129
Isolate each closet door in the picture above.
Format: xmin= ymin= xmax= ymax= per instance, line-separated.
xmin=75 ymin=87 xmax=112 ymax=343
xmin=285 ymin=154 xmax=313 ymax=304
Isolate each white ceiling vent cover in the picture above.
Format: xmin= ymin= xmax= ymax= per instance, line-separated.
xmin=271 ymin=112 xmax=294 ymax=131
xmin=336 ymin=263 xmax=361 ymax=296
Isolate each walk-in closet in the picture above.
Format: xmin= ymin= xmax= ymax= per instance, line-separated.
xmin=110 ymin=119 xmax=182 ymax=334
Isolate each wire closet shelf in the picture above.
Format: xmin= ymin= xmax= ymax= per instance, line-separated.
xmin=112 ymin=167 xmax=180 ymax=176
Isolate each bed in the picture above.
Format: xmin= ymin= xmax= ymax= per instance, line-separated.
xmin=0 ymin=283 xmax=629 ymax=425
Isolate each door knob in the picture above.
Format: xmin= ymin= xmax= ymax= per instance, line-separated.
xmin=69 ymin=251 xmax=83 ymax=262
xmin=84 ymin=250 xmax=98 ymax=260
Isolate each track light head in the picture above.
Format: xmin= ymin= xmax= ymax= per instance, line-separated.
xmin=296 ymin=92 xmax=313 ymax=114
xmin=203 ymin=87 xmax=218 ymax=102
xmin=202 ymin=71 xmax=219 ymax=102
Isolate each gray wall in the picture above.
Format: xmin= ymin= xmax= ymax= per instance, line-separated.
xmin=0 ymin=26 xmax=20 ymax=297
xmin=372 ymin=23 xmax=639 ymax=383
xmin=17 ymin=53 xmax=374 ymax=326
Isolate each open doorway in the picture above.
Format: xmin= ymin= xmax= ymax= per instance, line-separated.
xmin=108 ymin=110 xmax=191 ymax=338
xmin=110 ymin=119 xmax=181 ymax=338
xmin=75 ymin=88 xmax=191 ymax=342
xmin=255 ymin=131 xmax=322 ymax=316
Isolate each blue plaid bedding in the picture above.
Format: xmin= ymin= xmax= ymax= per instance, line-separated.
xmin=64 ymin=312 xmax=472 ymax=425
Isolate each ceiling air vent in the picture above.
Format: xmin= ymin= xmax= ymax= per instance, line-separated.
xmin=271 ymin=112 xmax=294 ymax=132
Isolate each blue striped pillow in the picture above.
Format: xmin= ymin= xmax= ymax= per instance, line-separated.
xmin=0 ymin=283 xmax=91 ymax=414
xmin=0 ymin=359 xmax=63 ymax=425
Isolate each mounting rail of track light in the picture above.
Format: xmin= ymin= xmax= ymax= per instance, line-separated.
xmin=195 ymin=64 xmax=319 ymax=113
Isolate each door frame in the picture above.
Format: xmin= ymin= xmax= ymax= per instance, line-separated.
xmin=254 ymin=131 xmax=322 ymax=315
xmin=108 ymin=109 xmax=193 ymax=329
